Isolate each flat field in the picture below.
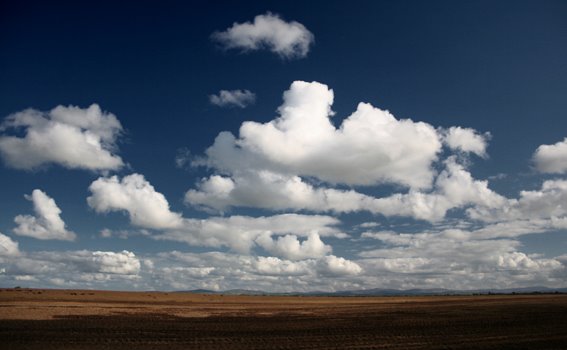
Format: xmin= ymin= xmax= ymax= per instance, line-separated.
xmin=1 ymin=288 xmax=566 ymax=349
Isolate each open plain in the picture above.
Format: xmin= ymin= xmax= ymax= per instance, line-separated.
xmin=1 ymin=288 xmax=567 ymax=349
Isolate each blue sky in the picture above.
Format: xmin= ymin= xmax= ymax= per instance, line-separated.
xmin=1 ymin=0 xmax=567 ymax=291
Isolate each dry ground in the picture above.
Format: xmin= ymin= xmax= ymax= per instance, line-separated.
xmin=1 ymin=288 xmax=566 ymax=349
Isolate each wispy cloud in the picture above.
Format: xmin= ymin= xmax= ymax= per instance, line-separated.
xmin=209 ymin=89 xmax=256 ymax=108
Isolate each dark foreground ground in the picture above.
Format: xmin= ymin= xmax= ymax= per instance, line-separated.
xmin=1 ymin=289 xmax=567 ymax=349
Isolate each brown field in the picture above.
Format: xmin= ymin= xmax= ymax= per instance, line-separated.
xmin=1 ymin=288 xmax=566 ymax=349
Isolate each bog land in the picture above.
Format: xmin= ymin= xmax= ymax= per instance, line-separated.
xmin=1 ymin=288 xmax=567 ymax=349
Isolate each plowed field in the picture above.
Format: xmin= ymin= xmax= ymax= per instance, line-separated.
xmin=1 ymin=289 xmax=566 ymax=349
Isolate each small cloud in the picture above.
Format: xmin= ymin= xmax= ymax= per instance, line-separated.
xmin=209 ymin=89 xmax=256 ymax=108
xmin=87 ymin=174 xmax=183 ymax=230
xmin=255 ymin=232 xmax=332 ymax=260
xmin=175 ymin=147 xmax=193 ymax=169
xmin=533 ymin=137 xmax=567 ymax=174
xmin=211 ymin=12 xmax=314 ymax=59
xmin=98 ymin=228 xmax=150 ymax=240
xmin=0 ymin=232 xmax=20 ymax=256
xmin=0 ymin=104 xmax=124 ymax=171
xmin=488 ymin=173 xmax=507 ymax=181
xmin=99 ymin=228 xmax=113 ymax=238
xmin=443 ymin=126 xmax=490 ymax=158
xmin=13 ymin=190 xmax=76 ymax=241
xmin=357 ymin=222 xmax=381 ymax=229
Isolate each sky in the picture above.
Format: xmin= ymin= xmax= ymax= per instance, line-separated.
xmin=1 ymin=0 xmax=567 ymax=292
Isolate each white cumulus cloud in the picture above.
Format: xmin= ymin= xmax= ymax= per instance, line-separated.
xmin=211 ymin=12 xmax=314 ymax=59
xmin=444 ymin=126 xmax=490 ymax=158
xmin=0 ymin=249 xmax=141 ymax=290
xmin=359 ymin=229 xmax=563 ymax=288
xmin=254 ymin=256 xmax=311 ymax=276
xmin=87 ymin=174 xmax=183 ymax=230
xmin=186 ymin=81 xmax=500 ymax=222
xmin=468 ymin=179 xmax=567 ymax=223
xmin=13 ymin=189 xmax=76 ymax=241
xmin=0 ymin=104 xmax=123 ymax=171
xmin=156 ymin=213 xmax=343 ymax=254
xmin=209 ymin=89 xmax=256 ymax=108
xmin=318 ymin=255 xmax=362 ymax=276
xmin=85 ymin=250 xmax=141 ymax=275
xmin=0 ymin=232 xmax=20 ymax=257
xmin=86 ymin=172 xmax=343 ymax=255
xmin=533 ymin=138 xmax=567 ymax=173
xmin=187 ymin=157 xmax=504 ymax=222
xmin=194 ymin=81 xmax=446 ymax=191
xmin=255 ymin=232 xmax=332 ymax=260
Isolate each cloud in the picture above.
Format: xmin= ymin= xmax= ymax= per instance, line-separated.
xmin=255 ymin=232 xmax=332 ymax=260
xmin=0 ymin=104 xmax=123 ymax=171
xmin=87 ymin=174 xmax=183 ymax=230
xmin=87 ymin=172 xmax=343 ymax=254
xmin=145 ymin=251 xmax=362 ymax=292
xmin=358 ymin=229 xmax=564 ymax=289
xmin=174 ymin=147 xmax=192 ymax=169
xmin=209 ymin=89 xmax=256 ymax=108
xmin=254 ymin=256 xmax=311 ymax=276
xmin=201 ymin=81 xmax=446 ymax=188
xmin=13 ymin=189 xmax=76 ymax=241
xmin=84 ymin=250 xmax=141 ymax=274
xmin=366 ymin=157 xmax=506 ymax=221
xmin=0 ymin=249 xmax=141 ymax=290
xmin=318 ymin=255 xmax=362 ymax=276
xmin=211 ymin=12 xmax=314 ymax=59
xmin=0 ymin=232 xmax=19 ymax=257
xmin=533 ymin=138 xmax=567 ymax=173
xmin=184 ymin=80 xmax=510 ymax=225
xmin=443 ymin=126 xmax=490 ymax=158
xmin=156 ymin=213 xmax=344 ymax=254
xmin=187 ymin=157 xmax=504 ymax=222
xmin=468 ymin=179 xmax=567 ymax=223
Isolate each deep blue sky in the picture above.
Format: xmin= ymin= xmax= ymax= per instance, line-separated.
xmin=1 ymin=1 xmax=566 ymax=291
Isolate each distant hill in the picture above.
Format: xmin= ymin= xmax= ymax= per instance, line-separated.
xmin=180 ymin=286 xmax=567 ymax=296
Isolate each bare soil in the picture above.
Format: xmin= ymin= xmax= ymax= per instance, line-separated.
xmin=1 ymin=288 xmax=566 ymax=349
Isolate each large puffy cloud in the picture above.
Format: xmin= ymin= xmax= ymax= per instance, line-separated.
xmin=187 ymin=81 xmax=495 ymax=221
xmin=201 ymin=81 xmax=442 ymax=189
xmin=209 ymin=89 xmax=256 ymax=108
xmin=211 ymin=12 xmax=314 ymax=59
xmin=13 ymin=189 xmax=76 ymax=241
xmin=0 ymin=232 xmax=19 ymax=257
xmin=0 ymin=104 xmax=123 ymax=171
xmin=87 ymin=174 xmax=183 ymax=230
xmin=533 ymin=138 xmax=567 ymax=174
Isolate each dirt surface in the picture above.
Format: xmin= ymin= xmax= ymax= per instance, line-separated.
xmin=1 ymin=289 xmax=567 ymax=349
